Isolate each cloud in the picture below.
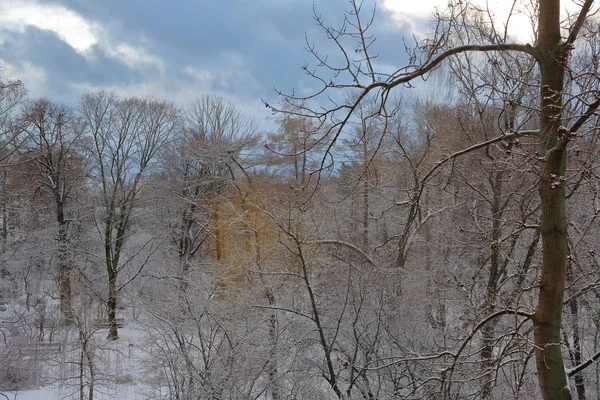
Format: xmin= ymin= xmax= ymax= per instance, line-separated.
xmin=0 ymin=0 xmax=165 ymax=74
xmin=0 ymin=0 xmax=350 ymax=125
xmin=182 ymin=66 xmax=214 ymax=88
xmin=0 ymin=0 xmax=98 ymax=52
xmin=106 ymin=43 xmax=165 ymax=72
xmin=382 ymin=0 xmax=447 ymax=19
xmin=380 ymin=0 xmax=541 ymax=41
xmin=1 ymin=59 xmax=47 ymax=93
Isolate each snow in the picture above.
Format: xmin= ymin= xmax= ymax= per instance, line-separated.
xmin=1 ymin=304 xmax=153 ymax=400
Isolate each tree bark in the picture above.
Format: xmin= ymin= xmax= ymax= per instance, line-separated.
xmin=534 ymin=1 xmax=570 ymax=398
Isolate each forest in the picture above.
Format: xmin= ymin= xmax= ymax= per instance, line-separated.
xmin=1 ymin=0 xmax=600 ymax=399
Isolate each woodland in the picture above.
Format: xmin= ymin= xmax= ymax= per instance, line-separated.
xmin=1 ymin=0 xmax=600 ymax=399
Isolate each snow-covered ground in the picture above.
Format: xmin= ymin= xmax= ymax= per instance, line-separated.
xmin=1 ymin=299 xmax=163 ymax=400
xmin=4 ymin=384 xmax=142 ymax=400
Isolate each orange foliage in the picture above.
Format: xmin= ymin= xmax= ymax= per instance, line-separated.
xmin=207 ymin=174 xmax=288 ymax=290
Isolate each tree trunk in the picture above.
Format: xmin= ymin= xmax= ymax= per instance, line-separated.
xmin=266 ymin=287 xmax=281 ymax=400
xmin=107 ymin=269 xmax=118 ymax=340
xmin=79 ymin=329 xmax=95 ymax=400
xmin=57 ymin=203 xmax=73 ymax=324
xmin=178 ymin=204 xmax=194 ymax=298
xmin=362 ymin=139 xmax=370 ymax=251
xmin=0 ymin=169 xmax=7 ymax=303
xmin=79 ymin=343 xmax=85 ymax=400
xmin=481 ymin=167 xmax=505 ymax=398
xmin=86 ymin=342 xmax=95 ymax=400
xmin=214 ymin=204 xmax=224 ymax=261
xmin=58 ymin=262 xmax=73 ymax=324
xmin=534 ymin=1 xmax=570 ymax=398
xmin=566 ymin=260 xmax=586 ymax=400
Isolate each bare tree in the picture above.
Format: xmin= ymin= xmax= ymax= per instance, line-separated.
xmin=0 ymin=75 xmax=25 ymax=143
xmin=0 ymin=76 xmax=26 ymax=259
xmin=20 ymin=99 xmax=85 ymax=324
xmin=81 ymin=91 xmax=178 ymax=340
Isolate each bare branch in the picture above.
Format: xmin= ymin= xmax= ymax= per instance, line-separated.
xmin=566 ymin=0 xmax=596 ymax=46
xmin=308 ymin=239 xmax=376 ymax=266
xmin=567 ymin=348 xmax=600 ymax=377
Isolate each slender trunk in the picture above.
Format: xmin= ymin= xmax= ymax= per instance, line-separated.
xmin=595 ymin=314 xmax=600 ymax=400
xmin=516 ymin=230 xmax=540 ymax=291
xmin=293 ymin=130 xmax=300 ymax=185
xmin=104 ymin=213 xmax=120 ymax=340
xmin=176 ymin=335 xmax=196 ymax=398
xmin=0 ymin=168 xmax=7 ymax=256
xmin=57 ymin=201 xmax=73 ymax=324
xmin=534 ymin=1 xmax=570 ymax=398
xmin=362 ymin=139 xmax=369 ymax=251
xmin=0 ymin=169 xmax=6 ymax=303
xmin=87 ymin=345 xmax=95 ymax=400
xmin=250 ymin=200 xmax=281 ymax=400
xmin=566 ymin=261 xmax=586 ymax=400
xmin=214 ymin=204 xmax=223 ymax=261
xmin=178 ymin=206 xmax=194 ymax=299
xmin=301 ymin=136 xmax=307 ymax=186
xmin=107 ymin=268 xmax=118 ymax=340
xmin=296 ymin=237 xmax=341 ymax=398
xmin=424 ymin=223 xmax=446 ymax=330
xmin=266 ymin=287 xmax=280 ymax=400
xmin=79 ymin=330 xmax=95 ymax=400
xmin=79 ymin=345 xmax=85 ymax=400
xmin=106 ymin=212 xmax=127 ymax=341
xmin=360 ymin=369 xmax=375 ymax=400
xmin=481 ymin=169 xmax=504 ymax=399
xmin=395 ymin=170 xmax=420 ymax=270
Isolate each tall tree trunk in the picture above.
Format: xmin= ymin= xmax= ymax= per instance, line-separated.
xmin=214 ymin=204 xmax=224 ymax=261
xmin=565 ymin=260 xmax=586 ymax=400
xmin=0 ymin=168 xmax=7 ymax=256
xmin=57 ymin=200 xmax=73 ymax=324
xmin=265 ymin=286 xmax=281 ymax=400
xmin=178 ymin=205 xmax=194 ymax=299
xmin=534 ymin=1 xmax=570 ymax=398
xmin=79 ymin=329 xmax=95 ymax=400
xmin=481 ymin=168 xmax=504 ymax=399
xmin=105 ymin=215 xmax=120 ymax=340
xmin=107 ymin=268 xmax=118 ymax=340
xmin=361 ymin=137 xmax=371 ymax=251
xmin=0 ymin=168 xmax=7 ymax=304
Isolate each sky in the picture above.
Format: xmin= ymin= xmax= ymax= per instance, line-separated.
xmin=0 ymin=0 xmax=575 ymax=128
